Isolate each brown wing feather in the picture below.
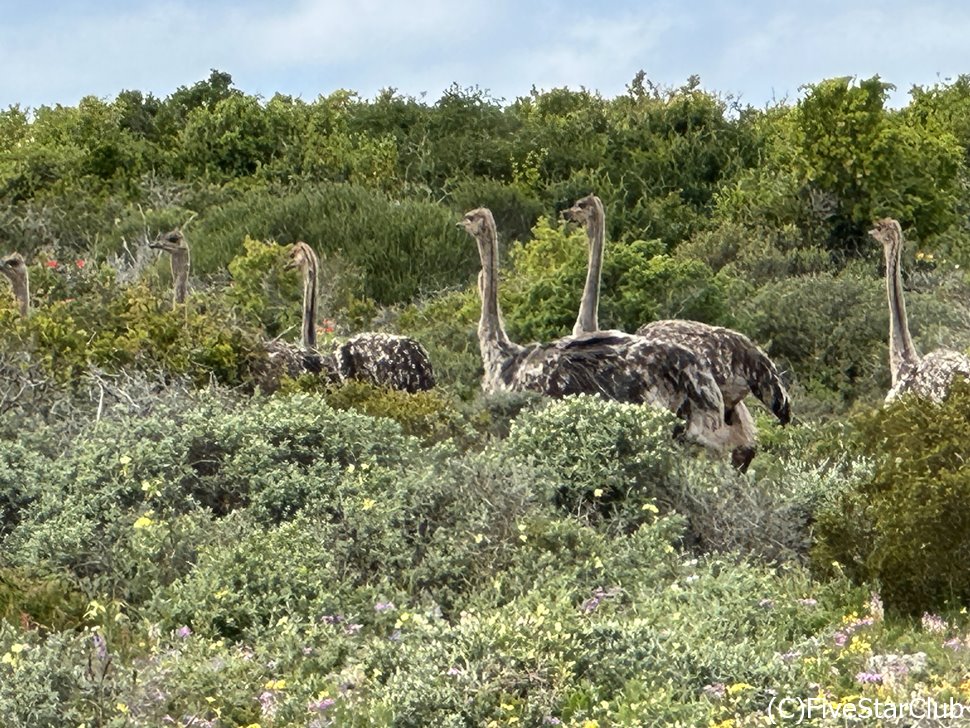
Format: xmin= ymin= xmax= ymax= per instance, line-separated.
xmin=637 ymin=319 xmax=791 ymax=424
xmin=336 ymin=333 xmax=436 ymax=392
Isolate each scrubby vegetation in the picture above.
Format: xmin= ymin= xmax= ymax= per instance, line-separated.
xmin=4 ymin=70 xmax=970 ymax=725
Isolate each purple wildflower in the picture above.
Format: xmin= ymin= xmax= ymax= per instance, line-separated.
xmin=374 ymin=601 xmax=396 ymax=612
xmin=175 ymin=625 xmax=192 ymax=639
xmin=855 ymin=671 xmax=884 ymax=685
xmin=92 ymin=633 xmax=108 ymax=661
xmin=344 ymin=623 xmax=362 ymax=636
xmin=310 ymin=697 xmax=336 ymax=713
xmin=258 ymin=690 xmax=278 ymax=719
xmin=944 ymin=637 xmax=963 ymax=650
xmin=581 ymin=586 xmax=622 ymax=613
xmin=303 ymin=646 xmax=314 ymax=655
xmin=542 ymin=718 xmax=562 ymax=725
xmin=868 ymin=592 xmax=885 ymax=621
xmin=797 ymin=598 xmax=818 ymax=607
xmin=703 ymin=683 xmax=727 ymax=700
xmin=446 ymin=666 xmax=462 ymax=676
xmin=779 ymin=649 xmax=802 ymax=662
xmin=834 ymin=631 xmax=848 ymax=647
xmin=921 ymin=612 xmax=947 ymax=634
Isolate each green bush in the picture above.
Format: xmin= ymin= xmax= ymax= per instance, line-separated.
xmin=189 ymin=182 xmax=478 ymax=303
xmin=0 ymin=260 xmax=268 ymax=388
xmin=502 ymin=395 xmax=682 ymax=529
xmin=498 ymin=217 xmax=726 ymax=343
xmin=815 ymin=381 xmax=970 ymax=614
xmin=3 ymin=392 xmax=419 ymax=601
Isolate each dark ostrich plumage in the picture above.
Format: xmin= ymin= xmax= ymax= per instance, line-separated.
xmin=563 ymin=193 xmax=792 ymax=471
xmin=635 ymin=320 xmax=792 ymax=425
xmin=335 ymin=332 xmax=435 ymax=393
xmin=286 ymin=242 xmax=435 ymax=393
xmin=460 ymin=206 xmax=729 ymax=453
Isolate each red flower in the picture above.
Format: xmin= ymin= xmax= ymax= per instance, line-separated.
xmin=75 ymin=259 xmax=85 ymax=268
xmin=46 ymin=260 xmax=58 ymax=268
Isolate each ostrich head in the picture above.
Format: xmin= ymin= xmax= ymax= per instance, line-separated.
xmin=150 ymin=229 xmax=189 ymax=255
xmin=561 ymin=194 xmax=601 ymax=226
xmin=458 ymin=208 xmax=497 ymax=272
xmin=286 ymin=241 xmax=316 ymax=272
xmin=457 ymin=208 xmax=493 ymax=237
xmin=0 ymin=253 xmax=27 ymax=287
xmin=868 ymin=218 xmax=902 ymax=250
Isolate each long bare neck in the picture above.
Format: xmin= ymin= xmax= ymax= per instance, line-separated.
xmin=301 ymin=254 xmax=318 ymax=352
xmin=884 ymin=234 xmax=919 ymax=382
xmin=573 ymin=199 xmax=605 ymax=335
xmin=476 ymin=218 xmax=515 ymax=359
xmin=171 ymin=250 xmax=190 ymax=305
xmin=11 ymin=274 xmax=29 ymax=316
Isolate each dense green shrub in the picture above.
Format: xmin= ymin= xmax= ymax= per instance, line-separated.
xmin=303 ymin=379 xmax=473 ymax=446
xmin=3 ymin=392 xmax=419 ymax=600
xmin=502 ymin=395 xmax=681 ymax=528
xmin=0 ymin=259 xmax=269 ymax=388
xmin=495 ymin=217 xmax=726 ymax=343
xmin=815 ymin=381 xmax=970 ymax=614
xmin=190 ymin=182 xmax=478 ymax=303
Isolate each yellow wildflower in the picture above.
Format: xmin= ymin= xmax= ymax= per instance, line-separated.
xmin=727 ymin=682 xmax=753 ymax=695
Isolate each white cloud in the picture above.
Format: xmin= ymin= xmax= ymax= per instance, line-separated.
xmin=1 ymin=0 xmax=969 ymax=109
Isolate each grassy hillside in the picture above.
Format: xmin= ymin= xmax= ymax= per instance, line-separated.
xmin=3 ymin=71 xmax=970 ymax=725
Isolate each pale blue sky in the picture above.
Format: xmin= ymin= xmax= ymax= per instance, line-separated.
xmin=1 ymin=0 xmax=967 ymax=109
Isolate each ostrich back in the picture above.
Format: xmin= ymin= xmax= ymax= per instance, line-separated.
xmin=637 ymin=319 xmax=791 ymax=424
xmin=336 ymin=333 xmax=436 ymax=393
xmin=888 ymin=348 xmax=970 ymax=403
xmin=496 ymin=331 xmax=725 ymax=440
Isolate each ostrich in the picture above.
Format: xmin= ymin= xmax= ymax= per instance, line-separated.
xmin=563 ymin=193 xmax=791 ymax=471
xmin=149 ymin=228 xmax=191 ymax=305
xmin=0 ymin=254 xmax=29 ymax=316
xmin=459 ymin=206 xmax=731 ymax=452
xmin=286 ymin=241 xmax=436 ymax=392
xmin=870 ymin=217 xmax=970 ymax=402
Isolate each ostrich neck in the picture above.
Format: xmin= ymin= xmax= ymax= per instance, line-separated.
xmin=573 ymin=208 xmax=605 ymax=335
xmin=885 ymin=238 xmax=919 ymax=382
xmin=171 ymin=251 xmax=189 ymax=305
xmin=476 ymin=220 xmax=516 ymax=369
xmin=302 ymin=258 xmax=318 ymax=352
xmin=10 ymin=276 xmax=28 ymax=316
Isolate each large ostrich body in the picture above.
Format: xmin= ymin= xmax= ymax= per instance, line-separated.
xmin=563 ymin=194 xmax=791 ymax=469
xmin=460 ymin=207 xmax=730 ymax=452
xmin=871 ymin=218 xmax=970 ymax=403
xmin=287 ymin=242 xmax=435 ymax=393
